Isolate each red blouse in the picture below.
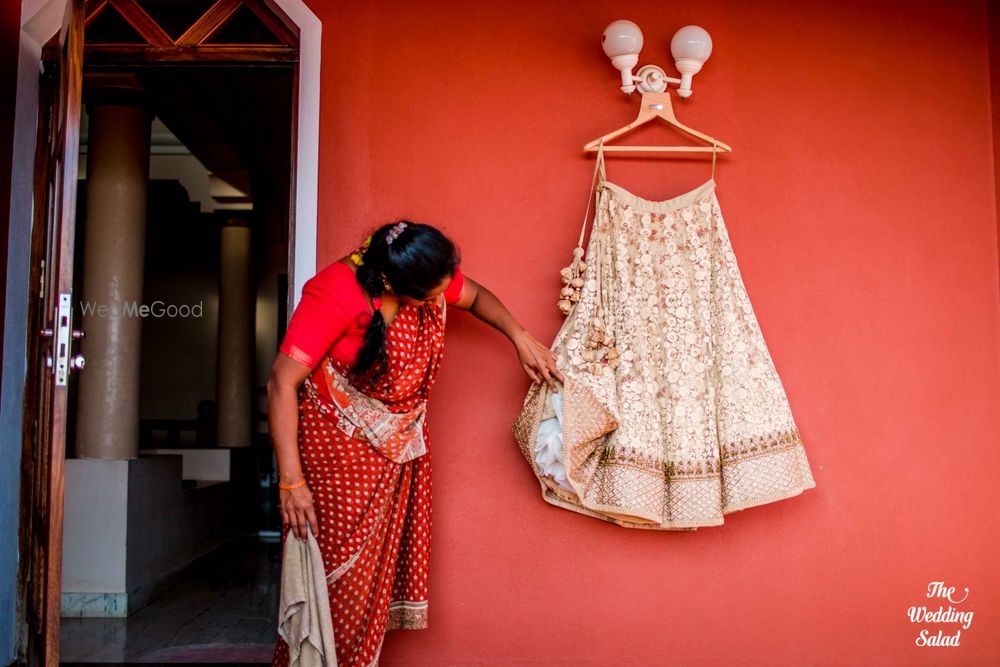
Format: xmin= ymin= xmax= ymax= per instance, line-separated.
xmin=279 ymin=261 xmax=465 ymax=369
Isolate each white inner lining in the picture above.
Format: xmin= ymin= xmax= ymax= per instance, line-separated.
xmin=533 ymin=390 xmax=574 ymax=493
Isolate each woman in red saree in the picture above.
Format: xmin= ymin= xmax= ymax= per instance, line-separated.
xmin=269 ymin=221 xmax=561 ymax=666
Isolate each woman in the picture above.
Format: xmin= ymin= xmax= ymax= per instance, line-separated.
xmin=269 ymin=221 xmax=562 ymax=666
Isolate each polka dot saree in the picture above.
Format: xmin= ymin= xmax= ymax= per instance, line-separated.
xmin=272 ymin=296 xmax=447 ymax=667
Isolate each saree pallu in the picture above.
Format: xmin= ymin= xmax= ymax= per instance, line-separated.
xmin=273 ymin=297 xmax=447 ymax=667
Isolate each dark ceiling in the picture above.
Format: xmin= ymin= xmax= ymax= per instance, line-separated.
xmin=136 ymin=66 xmax=293 ymax=202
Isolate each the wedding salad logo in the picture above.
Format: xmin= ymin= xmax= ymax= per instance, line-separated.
xmin=907 ymin=581 xmax=973 ymax=647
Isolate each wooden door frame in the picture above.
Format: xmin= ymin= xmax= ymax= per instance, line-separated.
xmin=11 ymin=0 xmax=321 ymax=662
xmin=14 ymin=0 xmax=319 ymax=335
xmin=71 ymin=0 xmax=321 ymax=307
xmin=20 ymin=3 xmax=85 ymax=660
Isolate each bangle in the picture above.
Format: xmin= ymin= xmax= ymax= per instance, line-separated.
xmin=279 ymin=478 xmax=307 ymax=490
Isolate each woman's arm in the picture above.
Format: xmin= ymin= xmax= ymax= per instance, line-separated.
xmin=266 ymin=353 xmax=319 ymax=540
xmin=451 ymin=276 xmax=564 ymax=390
xmin=269 ymin=262 xmax=357 ymax=540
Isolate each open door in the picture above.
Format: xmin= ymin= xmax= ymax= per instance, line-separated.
xmin=20 ymin=0 xmax=85 ymax=664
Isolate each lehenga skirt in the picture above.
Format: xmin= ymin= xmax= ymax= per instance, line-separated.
xmin=513 ymin=176 xmax=816 ymax=530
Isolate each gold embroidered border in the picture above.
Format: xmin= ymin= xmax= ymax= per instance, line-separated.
xmin=601 ymin=447 xmax=718 ymax=479
xmin=512 ymin=379 xmax=816 ymax=529
xmin=598 ymin=427 xmax=805 ymax=481
xmin=386 ymin=600 xmax=428 ymax=631
xmin=540 ymin=442 xmax=815 ymax=529
xmin=720 ymin=428 xmax=805 ymax=464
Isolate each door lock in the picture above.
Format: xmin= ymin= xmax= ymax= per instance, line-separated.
xmin=41 ymin=296 xmax=85 ymax=383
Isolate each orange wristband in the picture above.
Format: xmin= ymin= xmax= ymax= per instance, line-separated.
xmin=279 ymin=478 xmax=307 ymax=490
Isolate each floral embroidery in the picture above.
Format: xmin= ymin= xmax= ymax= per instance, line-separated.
xmin=513 ymin=179 xmax=816 ymax=530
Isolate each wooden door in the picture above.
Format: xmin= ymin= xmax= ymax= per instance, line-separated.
xmin=21 ymin=1 xmax=85 ymax=664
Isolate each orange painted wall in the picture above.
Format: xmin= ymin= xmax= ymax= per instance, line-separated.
xmin=991 ymin=0 xmax=1000 ymax=281
xmin=302 ymin=1 xmax=1000 ymax=663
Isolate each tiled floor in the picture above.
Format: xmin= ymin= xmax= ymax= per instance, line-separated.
xmin=61 ymin=534 xmax=281 ymax=664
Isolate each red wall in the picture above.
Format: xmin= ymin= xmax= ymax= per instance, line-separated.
xmin=991 ymin=0 xmax=1000 ymax=281
xmin=305 ymin=1 xmax=1000 ymax=663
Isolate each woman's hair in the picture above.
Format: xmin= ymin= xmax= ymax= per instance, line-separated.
xmin=352 ymin=220 xmax=460 ymax=380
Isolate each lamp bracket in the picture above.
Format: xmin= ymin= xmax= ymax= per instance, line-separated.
xmin=634 ymin=65 xmax=682 ymax=94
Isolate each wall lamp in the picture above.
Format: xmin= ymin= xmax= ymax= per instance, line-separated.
xmin=602 ymin=20 xmax=713 ymax=98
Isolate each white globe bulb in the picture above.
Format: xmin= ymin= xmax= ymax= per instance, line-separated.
xmin=602 ymin=20 xmax=643 ymax=58
xmin=670 ymin=25 xmax=713 ymax=63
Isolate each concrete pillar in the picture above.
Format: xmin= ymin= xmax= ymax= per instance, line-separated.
xmin=75 ymin=80 xmax=151 ymax=460
xmin=216 ymin=217 xmax=254 ymax=447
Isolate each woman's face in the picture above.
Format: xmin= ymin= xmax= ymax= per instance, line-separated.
xmin=397 ymin=273 xmax=452 ymax=307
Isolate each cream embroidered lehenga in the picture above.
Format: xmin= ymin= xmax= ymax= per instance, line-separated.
xmin=513 ymin=146 xmax=816 ymax=530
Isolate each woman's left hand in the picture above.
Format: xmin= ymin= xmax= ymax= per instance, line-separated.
xmin=513 ymin=330 xmax=564 ymax=390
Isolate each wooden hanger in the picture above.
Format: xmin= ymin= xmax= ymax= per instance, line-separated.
xmin=583 ymin=90 xmax=732 ymax=154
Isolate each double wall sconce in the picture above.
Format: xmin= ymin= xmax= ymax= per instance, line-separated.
xmin=602 ymin=20 xmax=713 ymax=98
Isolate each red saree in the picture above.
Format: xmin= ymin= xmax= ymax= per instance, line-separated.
xmin=272 ymin=295 xmax=448 ymax=667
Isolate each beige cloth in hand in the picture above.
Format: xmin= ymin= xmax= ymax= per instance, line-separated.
xmin=277 ymin=524 xmax=337 ymax=666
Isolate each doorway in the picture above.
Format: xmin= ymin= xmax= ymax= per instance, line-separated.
xmin=15 ymin=0 xmax=321 ymax=663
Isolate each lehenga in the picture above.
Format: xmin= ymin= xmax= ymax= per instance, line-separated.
xmin=513 ymin=145 xmax=816 ymax=530
xmin=272 ymin=296 xmax=447 ymax=667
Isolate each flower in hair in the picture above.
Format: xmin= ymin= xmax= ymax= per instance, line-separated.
xmin=349 ymin=234 xmax=373 ymax=266
xmin=386 ymin=221 xmax=408 ymax=245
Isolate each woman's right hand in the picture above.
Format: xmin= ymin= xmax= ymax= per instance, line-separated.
xmin=280 ymin=483 xmax=319 ymax=541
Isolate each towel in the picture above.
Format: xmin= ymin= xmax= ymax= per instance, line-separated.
xmin=277 ymin=524 xmax=337 ymax=666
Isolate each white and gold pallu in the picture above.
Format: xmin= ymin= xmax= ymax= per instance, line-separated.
xmin=513 ymin=147 xmax=816 ymax=530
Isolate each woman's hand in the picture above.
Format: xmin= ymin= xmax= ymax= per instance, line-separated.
xmin=280 ymin=483 xmax=319 ymax=541
xmin=513 ymin=329 xmax=564 ymax=391
xmin=452 ymin=276 xmax=565 ymax=390
xmin=268 ymin=353 xmax=319 ymax=541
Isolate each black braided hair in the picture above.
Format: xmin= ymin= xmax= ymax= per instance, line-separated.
xmin=352 ymin=221 xmax=460 ymax=380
